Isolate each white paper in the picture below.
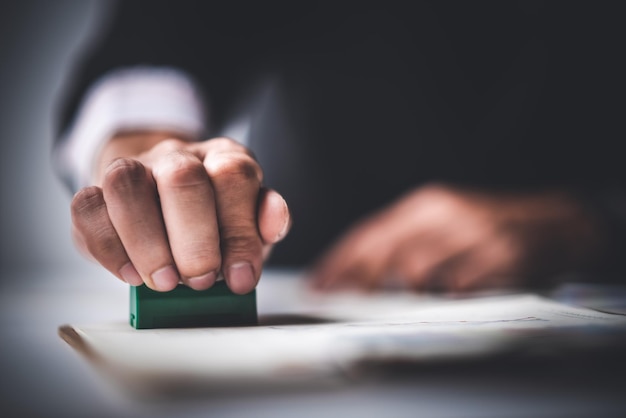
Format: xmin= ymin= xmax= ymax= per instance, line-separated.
xmin=63 ymin=272 xmax=626 ymax=391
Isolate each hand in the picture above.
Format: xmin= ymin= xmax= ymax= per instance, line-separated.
xmin=71 ymin=132 xmax=291 ymax=294
xmin=311 ymin=184 xmax=602 ymax=292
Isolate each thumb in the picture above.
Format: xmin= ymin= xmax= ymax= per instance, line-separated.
xmin=257 ymin=188 xmax=291 ymax=245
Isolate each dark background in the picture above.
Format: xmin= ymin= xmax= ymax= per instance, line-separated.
xmin=0 ymin=0 xmax=110 ymax=277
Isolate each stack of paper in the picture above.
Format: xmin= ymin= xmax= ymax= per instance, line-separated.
xmin=60 ymin=273 xmax=626 ymax=394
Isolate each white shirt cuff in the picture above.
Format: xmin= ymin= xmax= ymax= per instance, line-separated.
xmin=56 ymin=67 xmax=208 ymax=190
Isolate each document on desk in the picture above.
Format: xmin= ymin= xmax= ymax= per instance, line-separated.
xmin=59 ymin=274 xmax=626 ymax=393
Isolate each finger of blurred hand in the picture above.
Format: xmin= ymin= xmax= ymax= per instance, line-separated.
xmin=150 ymin=142 xmax=220 ymax=291
xmin=389 ymin=228 xmax=471 ymax=291
xmin=311 ymin=215 xmax=393 ymax=291
xmin=71 ymin=186 xmax=143 ymax=286
xmin=102 ymin=158 xmax=179 ymax=291
xmin=384 ymin=185 xmax=507 ymax=291
xmin=443 ymin=238 xmax=521 ymax=292
xmin=310 ymin=189 xmax=443 ymax=291
xmin=202 ymin=138 xmax=264 ymax=295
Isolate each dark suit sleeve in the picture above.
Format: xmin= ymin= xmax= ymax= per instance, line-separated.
xmin=52 ymin=0 xmax=292 ymax=191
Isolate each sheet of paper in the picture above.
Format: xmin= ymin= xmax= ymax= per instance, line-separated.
xmin=60 ymin=273 xmax=626 ymax=393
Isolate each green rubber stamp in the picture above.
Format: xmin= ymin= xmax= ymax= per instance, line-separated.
xmin=130 ymin=281 xmax=257 ymax=329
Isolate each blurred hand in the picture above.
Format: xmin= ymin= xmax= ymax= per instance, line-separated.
xmin=311 ymin=184 xmax=601 ymax=292
xmin=71 ymin=132 xmax=291 ymax=294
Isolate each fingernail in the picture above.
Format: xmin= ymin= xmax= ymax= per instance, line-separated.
xmin=187 ymin=271 xmax=217 ymax=290
xmin=227 ymin=262 xmax=256 ymax=294
xmin=151 ymin=265 xmax=179 ymax=291
xmin=119 ymin=262 xmax=143 ymax=286
xmin=275 ymin=197 xmax=291 ymax=242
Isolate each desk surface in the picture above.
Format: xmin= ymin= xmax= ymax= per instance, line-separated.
xmin=1 ymin=266 xmax=625 ymax=418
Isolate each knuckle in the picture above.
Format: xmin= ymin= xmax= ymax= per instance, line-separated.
xmin=176 ymin=248 xmax=221 ymax=276
xmin=416 ymin=183 xmax=453 ymax=202
xmin=208 ymin=137 xmax=245 ymax=152
xmin=85 ymin=228 xmax=122 ymax=260
xmin=71 ymin=186 xmax=105 ymax=220
xmin=205 ymin=153 xmax=262 ymax=184
xmin=408 ymin=183 xmax=463 ymax=217
xmin=153 ymin=151 xmax=206 ymax=187
xmin=221 ymin=229 xmax=262 ymax=257
xmin=71 ymin=187 xmax=124 ymax=261
xmin=151 ymin=138 xmax=187 ymax=153
xmin=103 ymin=158 xmax=147 ymax=190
